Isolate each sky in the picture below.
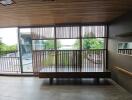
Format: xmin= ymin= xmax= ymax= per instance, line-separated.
xmin=59 ymin=39 xmax=76 ymax=45
xmin=0 ymin=28 xmax=18 ymax=46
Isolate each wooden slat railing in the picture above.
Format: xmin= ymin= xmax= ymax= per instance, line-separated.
xmin=32 ymin=49 xmax=106 ymax=72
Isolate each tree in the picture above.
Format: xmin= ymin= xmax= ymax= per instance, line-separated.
xmin=74 ymin=32 xmax=104 ymax=49
xmin=0 ymin=40 xmax=17 ymax=55
xmin=43 ymin=40 xmax=54 ymax=49
xmin=82 ymin=38 xmax=103 ymax=49
xmin=74 ymin=39 xmax=80 ymax=49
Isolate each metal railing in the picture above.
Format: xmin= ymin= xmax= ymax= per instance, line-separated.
xmin=0 ymin=51 xmax=21 ymax=73
xmin=118 ymin=49 xmax=132 ymax=55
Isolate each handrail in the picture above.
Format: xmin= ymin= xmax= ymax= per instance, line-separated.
xmin=113 ymin=66 xmax=132 ymax=77
xmin=32 ymin=49 xmax=107 ymax=52
xmin=118 ymin=49 xmax=132 ymax=50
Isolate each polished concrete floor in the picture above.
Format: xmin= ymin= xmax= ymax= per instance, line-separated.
xmin=0 ymin=77 xmax=131 ymax=100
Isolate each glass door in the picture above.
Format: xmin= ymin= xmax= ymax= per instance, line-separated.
xmin=19 ymin=28 xmax=33 ymax=72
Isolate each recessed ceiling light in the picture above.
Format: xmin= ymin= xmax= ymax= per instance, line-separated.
xmin=0 ymin=0 xmax=15 ymax=6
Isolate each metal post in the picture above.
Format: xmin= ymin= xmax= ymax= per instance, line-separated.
xmin=54 ymin=26 xmax=57 ymax=72
xmin=105 ymin=25 xmax=109 ymax=70
xmin=18 ymin=27 xmax=23 ymax=73
xmin=79 ymin=25 xmax=82 ymax=72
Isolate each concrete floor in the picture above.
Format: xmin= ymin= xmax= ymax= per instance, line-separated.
xmin=0 ymin=77 xmax=131 ymax=100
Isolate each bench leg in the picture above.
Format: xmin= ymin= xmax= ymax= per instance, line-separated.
xmin=95 ymin=78 xmax=99 ymax=84
xmin=50 ymin=78 xmax=53 ymax=84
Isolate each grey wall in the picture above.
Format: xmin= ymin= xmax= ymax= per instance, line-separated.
xmin=108 ymin=13 xmax=132 ymax=93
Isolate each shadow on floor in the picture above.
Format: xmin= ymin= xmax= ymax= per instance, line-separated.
xmin=41 ymin=78 xmax=112 ymax=86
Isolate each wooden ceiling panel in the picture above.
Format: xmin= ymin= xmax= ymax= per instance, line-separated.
xmin=0 ymin=0 xmax=132 ymax=27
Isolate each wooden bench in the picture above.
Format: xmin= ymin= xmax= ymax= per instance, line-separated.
xmin=39 ymin=67 xmax=111 ymax=84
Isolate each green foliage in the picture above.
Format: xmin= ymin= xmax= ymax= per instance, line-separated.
xmin=43 ymin=52 xmax=55 ymax=66
xmin=57 ymin=40 xmax=61 ymax=48
xmin=74 ymin=39 xmax=80 ymax=49
xmin=43 ymin=40 xmax=54 ymax=49
xmin=0 ymin=41 xmax=17 ymax=55
xmin=83 ymin=38 xmax=103 ymax=49
xmin=57 ymin=52 xmax=69 ymax=66
xmin=42 ymin=40 xmax=61 ymax=49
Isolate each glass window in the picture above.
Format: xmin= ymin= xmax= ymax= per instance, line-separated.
xmin=0 ymin=28 xmax=19 ymax=57
xmin=118 ymin=42 xmax=132 ymax=49
xmin=118 ymin=42 xmax=132 ymax=55
xmin=32 ymin=40 xmax=55 ymax=50
xmin=0 ymin=28 xmax=20 ymax=73
xmin=57 ymin=39 xmax=80 ymax=50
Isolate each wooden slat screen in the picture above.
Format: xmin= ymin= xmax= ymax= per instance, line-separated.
xmin=56 ymin=26 xmax=80 ymax=39
xmin=31 ymin=27 xmax=54 ymax=39
xmin=31 ymin=25 xmax=107 ymax=73
xmin=32 ymin=49 xmax=106 ymax=72
xmin=82 ymin=49 xmax=106 ymax=72
xmin=32 ymin=50 xmax=55 ymax=73
xmin=82 ymin=26 xmax=105 ymax=38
